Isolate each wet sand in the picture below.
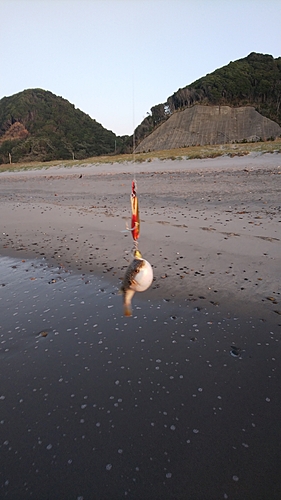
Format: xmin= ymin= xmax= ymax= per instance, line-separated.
xmin=0 ymin=153 xmax=281 ymax=499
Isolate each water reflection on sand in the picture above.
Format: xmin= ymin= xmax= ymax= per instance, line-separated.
xmin=0 ymin=256 xmax=280 ymax=499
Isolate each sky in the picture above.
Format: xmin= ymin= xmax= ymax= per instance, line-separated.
xmin=0 ymin=0 xmax=280 ymax=136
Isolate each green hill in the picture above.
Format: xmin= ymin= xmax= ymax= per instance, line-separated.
xmin=0 ymin=89 xmax=122 ymax=163
xmin=1 ymin=53 xmax=280 ymax=163
xmin=135 ymin=52 xmax=281 ymax=146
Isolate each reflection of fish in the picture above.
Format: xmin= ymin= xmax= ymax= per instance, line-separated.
xmin=120 ymin=249 xmax=153 ymax=317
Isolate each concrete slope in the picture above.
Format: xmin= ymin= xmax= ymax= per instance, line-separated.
xmin=135 ymin=105 xmax=281 ymax=152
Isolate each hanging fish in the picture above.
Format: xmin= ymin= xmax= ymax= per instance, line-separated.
xmin=120 ymin=249 xmax=153 ymax=317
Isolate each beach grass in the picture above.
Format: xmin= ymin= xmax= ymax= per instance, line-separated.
xmin=0 ymin=139 xmax=280 ymax=173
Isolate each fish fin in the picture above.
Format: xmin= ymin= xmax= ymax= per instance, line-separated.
xmin=123 ymin=304 xmax=132 ymax=317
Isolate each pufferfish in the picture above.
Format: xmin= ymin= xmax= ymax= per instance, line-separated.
xmin=120 ymin=249 xmax=153 ymax=317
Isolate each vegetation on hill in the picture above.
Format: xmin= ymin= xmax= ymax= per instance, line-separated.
xmin=135 ymin=53 xmax=281 ymax=146
xmin=0 ymin=89 xmax=125 ymax=163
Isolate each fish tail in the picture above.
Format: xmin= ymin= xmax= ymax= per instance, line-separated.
xmin=123 ymin=303 xmax=132 ymax=317
xmin=123 ymin=289 xmax=135 ymax=317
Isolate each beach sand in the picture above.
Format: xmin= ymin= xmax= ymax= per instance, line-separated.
xmin=0 ymin=153 xmax=281 ymax=499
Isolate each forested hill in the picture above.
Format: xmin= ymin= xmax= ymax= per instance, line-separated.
xmin=0 ymin=89 xmax=124 ymax=163
xmin=135 ymin=52 xmax=281 ymax=146
xmin=1 ymin=53 xmax=280 ymax=163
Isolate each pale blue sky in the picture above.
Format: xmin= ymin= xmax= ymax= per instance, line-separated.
xmin=0 ymin=0 xmax=280 ymax=136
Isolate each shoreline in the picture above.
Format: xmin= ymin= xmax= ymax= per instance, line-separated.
xmin=0 ymin=153 xmax=280 ymax=311
xmin=1 ymin=150 xmax=281 ymax=176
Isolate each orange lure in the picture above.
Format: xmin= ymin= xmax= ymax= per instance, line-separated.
xmin=131 ymin=180 xmax=140 ymax=241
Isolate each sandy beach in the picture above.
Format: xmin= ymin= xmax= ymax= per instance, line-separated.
xmin=1 ymin=152 xmax=281 ymax=499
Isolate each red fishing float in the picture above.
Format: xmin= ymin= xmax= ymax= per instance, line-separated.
xmin=130 ymin=180 xmax=140 ymax=241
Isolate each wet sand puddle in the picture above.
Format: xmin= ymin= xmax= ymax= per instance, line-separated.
xmin=0 ymin=256 xmax=280 ymax=499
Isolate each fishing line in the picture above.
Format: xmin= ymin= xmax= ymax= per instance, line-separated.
xmin=120 ymin=37 xmax=138 ymax=253
xmin=119 ymin=5 xmax=153 ymax=317
xmin=132 ymin=62 xmax=137 ymax=184
xmin=131 ymin=12 xmax=138 ymax=253
xmin=131 ymin=0 xmax=137 ymax=184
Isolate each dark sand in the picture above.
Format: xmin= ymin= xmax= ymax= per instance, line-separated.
xmin=0 ymin=154 xmax=281 ymax=499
